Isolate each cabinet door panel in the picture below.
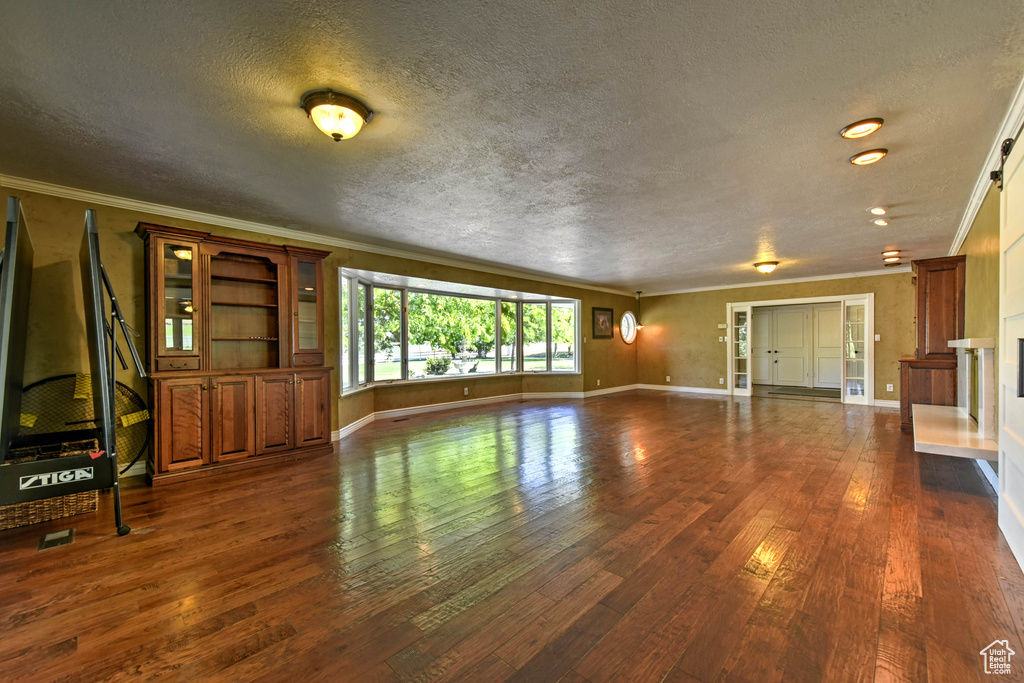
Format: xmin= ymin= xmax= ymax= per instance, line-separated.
xmin=296 ymin=371 xmax=330 ymax=447
xmin=211 ymin=375 xmax=255 ymax=462
xmin=916 ymin=258 xmax=965 ymax=361
xmin=257 ymin=374 xmax=294 ymax=454
xmin=157 ymin=378 xmax=208 ymax=472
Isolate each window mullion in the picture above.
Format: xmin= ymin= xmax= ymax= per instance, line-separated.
xmin=546 ymin=302 xmax=553 ymax=372
xmin=494 ymin=299 xmax=502 ymax=374
xmin=401 ymin=288 xmax=409 ymax=381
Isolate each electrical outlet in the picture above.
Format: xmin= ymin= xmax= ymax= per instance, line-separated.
xmin=875 ymin=334 xmax=881 ymax=342
xmin=718 ymin=336 xmax=724 ymax=342
xmin=463 ymin=387 xmax=468 ymax=396
xmin=666 ymin=375 xmax=671 ymax=382
xmin=719 ymin=377 xmax=725 ymax=385
xmin=886 ymin=383 xmax=894 ymax=392
xmin=597 ymin=379 xmax=601 ymax=387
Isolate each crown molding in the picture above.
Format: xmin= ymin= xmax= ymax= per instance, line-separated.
xmin=948 ymin=72 xmax=1024 ymax=256
xmin=640 ymin=266 xmax=912 ymax=297
xmin=0 ymin=174 xmax=633 ymax=297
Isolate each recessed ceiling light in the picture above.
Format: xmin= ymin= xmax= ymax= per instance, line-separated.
xmin=881 ymin=250 xmax=900 ymax=257
xmin=301 ymin=89 xmax=374 ymax=141
xmin=869 ymin=207 xmax=887 ymax=215
xmin=850 ymin=149 xmax=888 ymax=165
xmin=840 ymin=118 xmax=884 ymax=139
xmin=883 ymin=256 xmax=901 ymax=263
xmin=754 ymin=261 xmax=779 ymax=274
xmin=873 ymin=218 xmax=889 ymax=226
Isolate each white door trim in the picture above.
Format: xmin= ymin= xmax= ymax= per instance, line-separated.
xmin=727 ymin=293 xmax=876 ymax=405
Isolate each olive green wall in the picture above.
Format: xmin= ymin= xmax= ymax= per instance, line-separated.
xmin=637 ymin=273 xmax=916 ymax=400
xmin=5 ymin=187 xmax=637 ymax=435
xmin=959 ymin=183 xmax=1001 ymax=415
xmin=958 ymin=183 xmax=1000 ymax=470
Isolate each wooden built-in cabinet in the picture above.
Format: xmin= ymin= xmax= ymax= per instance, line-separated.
xmin=137 ymin=224 xmax=333 ymax=485
xmin=899 ymin=255 xmax=965 ymax=430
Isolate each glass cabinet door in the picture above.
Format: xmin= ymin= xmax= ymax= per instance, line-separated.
xmin=291 ymin=256 xmax=324 ymax=365
xmin=160 ymin=241 xmax=198 ymax=355
xmin=296 ymin=261 xmax=319 ymax=350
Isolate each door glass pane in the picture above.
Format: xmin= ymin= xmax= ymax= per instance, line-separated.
xmin=296 ymin=261 xmax=318 ymax=350
xmin=373 ymin=287 xmax=403 ymax=380
xmin=845 ymin=303 xmax=866 ymax=397
xmin=341 ymin=277 xmax=350 ymax=388
xmin=551 ymin=303 xmax=576 ymax=371
xmin=501 ymin=301 xmax=518 ymax=372
xmin=523 ymin=303 xmax=548 ymax=372
xmin=163 ymin=243 xmax=194 ymax=352
xmin=357 ymin=283 xmax=368 ymax=384
xmin=733 ymin=309 xmax=749 ymax=389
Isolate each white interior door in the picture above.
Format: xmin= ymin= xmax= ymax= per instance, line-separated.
xmin=752 ymin=308 xmax=773 ymax=385
xmin=813 ymin=303 xmax=842 ymax=389
xmin=773 ymin=305 xmax=811 ymax=387
xmin=731 ymin=305 xmax=752 ymax=396
xmin=999 ymin=138 xmax=1024 ymax=570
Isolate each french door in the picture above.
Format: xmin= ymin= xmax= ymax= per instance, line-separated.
xmin=842 ymin=299 xmax=871 ymax=405
xmin=999 ymin=136 xmax=1024 ymax=570
xmin=731 ymin=305 xmax=752 ymax=396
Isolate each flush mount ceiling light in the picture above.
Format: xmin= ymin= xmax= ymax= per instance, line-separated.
xmin=883 ymin=256 xmax=901 ymax=263
xmin=301 ymin=90 xmax=374 ymax=141
xmin=850 ymin=149 xmax=888 ymax=165
xmin=873 ymin=218 xmax=889 ymax=226
xmin=881 ymin=250 xmax=900 ymax=257
xmin=840 ymin=118 xmax=884 ymax=139
xmin=869 ymin=207 xmax=887 ymax=215
xmin=754 ymin=261 xmax=779 ymax=274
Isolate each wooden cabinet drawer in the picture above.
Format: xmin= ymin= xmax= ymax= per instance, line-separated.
xmin=293 ymin=354 xmax=324 ymax=366
xmin=156 ymin=357 xmax=200 ymax=372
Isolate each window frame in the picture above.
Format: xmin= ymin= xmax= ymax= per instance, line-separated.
xmin=339 ymin=272 xmax=581 ymax=393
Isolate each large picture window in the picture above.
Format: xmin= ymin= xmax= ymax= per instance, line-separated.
xmin=340 ymin=270 xmax=580 ymax=389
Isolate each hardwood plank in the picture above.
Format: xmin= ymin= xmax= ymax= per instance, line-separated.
xmin=0 ymin=392 xmax=1018 ymax=681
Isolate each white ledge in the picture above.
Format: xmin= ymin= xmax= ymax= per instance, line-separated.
xmin=948 ymin=338 xmax=996 ymax=349
xmin=913 ymin=404 xmax=998 ymax=459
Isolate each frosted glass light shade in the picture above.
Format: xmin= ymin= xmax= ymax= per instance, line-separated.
xmin=301 ymin=90 xmax=373 ymax=141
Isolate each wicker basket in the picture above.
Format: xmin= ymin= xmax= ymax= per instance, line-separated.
xmin=0 ymin=439 xmax=100 ymax=531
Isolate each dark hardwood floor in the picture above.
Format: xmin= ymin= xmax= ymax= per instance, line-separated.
xmin=1 ymin=390 xmax=1022 ymax=682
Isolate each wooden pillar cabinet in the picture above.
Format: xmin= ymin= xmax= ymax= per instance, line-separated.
xmin=136 ymin=224 xmax=333 ymax=485
xmin=898 ymin=255 xmax=965 ymax=429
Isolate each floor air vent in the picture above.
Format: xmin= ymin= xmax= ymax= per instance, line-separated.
xmin=38 ymin=529 xmax=75 ymax=551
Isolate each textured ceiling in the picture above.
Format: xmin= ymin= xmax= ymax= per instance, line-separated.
xmin=1 ymin=1 xmax=1023 ymax=292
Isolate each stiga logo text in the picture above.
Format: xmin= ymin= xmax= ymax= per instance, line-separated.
xmin=19 ymin=468 xmax=93 ymax=490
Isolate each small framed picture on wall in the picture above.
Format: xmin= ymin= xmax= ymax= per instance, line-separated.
xmin=592 ymin=307 xmax=614 ymax=339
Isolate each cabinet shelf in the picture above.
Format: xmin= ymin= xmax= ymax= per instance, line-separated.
xmin=210 ymin=274 xmax=278 ymax=284
xmin=212 ymin=336 xmax=279 ymax=342
xmin=211 ymin=301 xmax=278 ymax=308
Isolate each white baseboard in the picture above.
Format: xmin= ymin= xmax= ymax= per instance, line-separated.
xmin=376 ymin=393 xmax=522 ymax=421
xmin=521 ymin=391 xmax=585 ymax=400
xmin=333 ymin=412 xmax=375 ymax=441
xmin=123 ymin=461 xmax=147 ymax=478
xmin=976 ymin=459 xmax=999 ymax=491
xmin=334 ymin=386 xmax=653 ymax=440
xmin=583 ymin=384 xmax=641 ymax=398
xmin=873 ymin=399 xmax=900 ymax=409
xmin=638 ymin=383 xmax=731 ymax=396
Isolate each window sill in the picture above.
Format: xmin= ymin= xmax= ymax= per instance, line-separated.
xmin=341 ymin=370 xmax=581 ymax=395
